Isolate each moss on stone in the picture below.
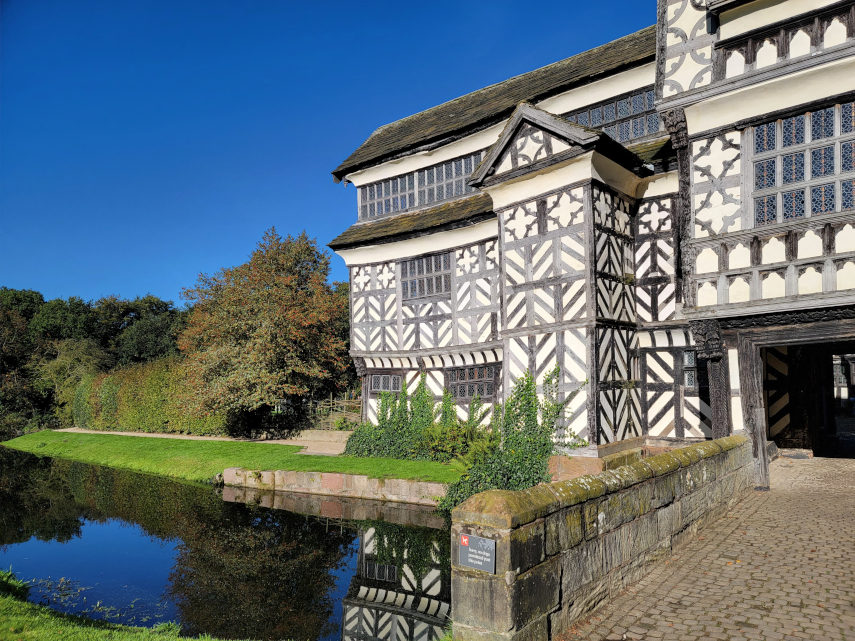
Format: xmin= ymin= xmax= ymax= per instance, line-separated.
xmin=596 ymin=470 xmax=623 ymax=494
xmin=645 ymin=452 xmax=680 ymax=476
xmin=452 ymin=484 xmax=559 ymax=529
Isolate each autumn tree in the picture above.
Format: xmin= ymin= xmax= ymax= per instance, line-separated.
xmin=178 ymin=229 xmax=351 ymax=425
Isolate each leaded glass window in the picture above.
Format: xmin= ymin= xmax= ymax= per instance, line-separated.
xmin=812 ymin=107 xmax=835 ymax=140
xmin=782 ymin=190 xmax=805 ymax=220
xmin=811 ymin=146 xmax=835 ymax=178
xmin=782 ymin=153 xmax=804 ymax=184
xmin=844 ymin=102 xmax=855 ymax=134
xmin=683 ymin=351 xmax=697 ymax=389
xmin=752 ymin=103 xmax=855 ymax=222
xmin=782 ymin=115 xmax=805 ymax=147
xmin=565 ymin=86 xmax=659 ymax=142
xmin=400 ymin=252 xmax=453 ymax=299
xmin=755 ymin=196 xmax=777 ymax=225
xmin=843 ymin=140 xmax=855 ymax=172
xmin=755 ymin=159 xmax=776 ymax=189
xmin=358 ymin=150 xmax=483 ymax=220
xmin=447 ymin=364 xmax=499 ymax=401
xmin=370 ymin=374 xmax=402 ymax=393
xmin=755 ymin=122 xmax=776 ymax=153
xmin=603 ymin=103 xmax=616 ymax=123
xmin=843 ymin=179 xmax=855 ymax=210
xmin=811 ymin=184 xmax=835 ymax=214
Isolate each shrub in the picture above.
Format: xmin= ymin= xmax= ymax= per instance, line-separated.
xmin=73 ymin=357 xmax=227 ymax=435
xmin=437 ymin=366 xmax=586 ymax=516
xmin=343 ymin=376 xmax=493 ymax=462
xmin=0 ymin=568 xmax=31 ymax=600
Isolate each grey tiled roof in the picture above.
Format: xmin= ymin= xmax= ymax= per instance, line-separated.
xmin=328 ymin=194 xmax=494 ymax=251
xmin=332 ymin=26 xmax=656 ymax=182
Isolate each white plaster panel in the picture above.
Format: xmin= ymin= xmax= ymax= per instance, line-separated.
xmin=726 ymin=51 xmax=746 ymax=79
xmin=790 ymin=29 xmax=811 ymax=58
xmin=762 ymin=272 xmax=786 ymax=299
xmin=486 ymin=153 xmax=594 ymax=210
xmin=731 ymin=397 xmax=744 ymax=431
xmin=728 ymin=348 xmax=740 ymax=390
xmin=824 ymin=18 xmax=848 ymax=49
xmin=837 ymin=224 xmax=855 ymax=253
xmin=838 ymin=261 xmax=855 ymax=290
xmin=762 ymin=237 xmax=786 ymax=264
xmin=798 ymin=266 xmax=823 ymax=295
xmin=697 ymin=281 xmax=717 ymax=306
xmin=696 ymin=247 xmax=719 ymax=274
xmin=798 ymin=230 xmax=823 ymax=259
xmin=636 ymin=171 xmax=678 ymax=199
xmin=729 ymin=277 xmax=750 ymax=303
xmin=729 ymin=243 xmax=750 ymax=269
xmin=685 ymin=57 xmax=855 ymax=135
xmin=755 ymin=40 xmax=778 ymax=69
xmin=720 ymin=0 xmax=840 ymax=39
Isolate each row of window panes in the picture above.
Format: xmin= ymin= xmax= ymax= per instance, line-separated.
xmin=565 ymin=89 xmax=661 ymax=143
xmin=369 ymin=374 xmax=402 ymax=392
xmin=400 ymin=253 xmax=452 ymax=299
xmin=684 ymin=351 xmax=696 ymax=389
xmin=358 ymin=151 xmax=483 ymax=220
xmin=449 ymin=366 xmax=497 ymax=400
xmin=754 ymin=103 xmax=855 ymax=154
xmin=754 ymin=140 xmax=855 ymax=189
xmin=364 ymin=561 xmax=397 ymax=582
xmin=755 ymin=180 xmax=855 ymax=224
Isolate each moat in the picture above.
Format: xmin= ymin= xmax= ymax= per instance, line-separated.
xmin=0 ymin=447 xmax=450 ymax=640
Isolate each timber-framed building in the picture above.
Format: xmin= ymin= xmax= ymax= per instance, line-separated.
xmin=330 ymin=0 xmax=855 ymax=485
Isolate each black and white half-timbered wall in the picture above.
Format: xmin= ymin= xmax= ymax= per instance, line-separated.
xmin=330 ymin=0 xmax=855 ymax=484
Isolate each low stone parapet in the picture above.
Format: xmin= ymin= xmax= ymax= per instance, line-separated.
xmin=222 ymin=467 xmax=447 ymax=506
xmin=450 ymin=434 xmax=754 ymax=641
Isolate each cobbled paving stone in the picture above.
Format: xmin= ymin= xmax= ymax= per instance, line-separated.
xmin=558 ymin=457 xmax=855 ymax=641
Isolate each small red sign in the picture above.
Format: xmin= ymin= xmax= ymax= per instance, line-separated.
xmin=461 ymin=535 xmax=469 ymax=546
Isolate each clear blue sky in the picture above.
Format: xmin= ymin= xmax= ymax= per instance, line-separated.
xmin=0 ymin=0 xmax=653 ymax=305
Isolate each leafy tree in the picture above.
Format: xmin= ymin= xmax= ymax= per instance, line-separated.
xmin=115 ymin=310 xmax=185 ymax=365
xmin=33 ymin=339 xmax=113 ymax=425
xmin=28 ymin=297 xmax=96 ymax=343
xmin=177 ymin=229 xmax=350 ymax=423
xmin=0 ymin=287 xmax=45 ymax=321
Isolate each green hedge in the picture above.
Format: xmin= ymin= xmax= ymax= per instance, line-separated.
xmin=73 ymin=357 xmax=227 ymax=435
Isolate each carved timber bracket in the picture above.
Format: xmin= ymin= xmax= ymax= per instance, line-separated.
xmin=661 ymin=108 xmax=689 ymax=150
xmin=689 ymin=319 xmax=724 ymax=361
xmin=353 ymin=357 xmax=367 ymax=378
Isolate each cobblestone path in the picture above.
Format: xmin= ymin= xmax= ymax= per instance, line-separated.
xmin=560 ymin=457 xmax=855 ymax=641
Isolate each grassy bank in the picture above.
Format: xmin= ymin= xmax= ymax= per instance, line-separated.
xmin=3 ymin=431 xmax=462 ymax=484
xmin=0 ymin=595 xmax=249 ymax=641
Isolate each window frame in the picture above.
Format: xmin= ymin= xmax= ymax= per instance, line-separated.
xmin=750 ymin=101 xmax=855 ymax=226
xmin=400 ymin=252 xmax=454 ymax=300
xmin=564 ymin=85 xmax=662 ymax=144
xmin=357 ymin=150 xmax=484 ymax=221
xmin=445 ymin=363 xmax=501 ymax=403
xmin=368 ymin=372 xmax=403 ymax=394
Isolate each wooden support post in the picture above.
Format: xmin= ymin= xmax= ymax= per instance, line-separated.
xmin=690 ymin=320 xmax=732 ymax=440
xmin=737 ymin=334 xmax=770 ymax=490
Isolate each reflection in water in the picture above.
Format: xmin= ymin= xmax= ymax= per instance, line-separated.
xmin=0 ymin=447 xmax=450 ymax=640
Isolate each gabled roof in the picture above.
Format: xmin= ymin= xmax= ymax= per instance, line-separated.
xmin=328 ymin=194 xmax=494 ymax=251
xmin=470 ymin=103 xmax=652 ymax=188
xmin=332 ymin=25 xmax=656 ymax=183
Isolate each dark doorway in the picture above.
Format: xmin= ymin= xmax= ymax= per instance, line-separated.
xmin=761 ymin=340 xmax=855 ymax=458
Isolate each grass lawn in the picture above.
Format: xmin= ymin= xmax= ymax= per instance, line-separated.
xmin=0 ymin=595 xmax=249 ymax=641
xmin=3 ymin=431 xmax=462 ymax=485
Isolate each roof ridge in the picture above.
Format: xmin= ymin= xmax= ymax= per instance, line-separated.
xmin=365 ymin=25 xmax=656 ymax=140
xmin=334 ymin=25 xmax=656 ymax=180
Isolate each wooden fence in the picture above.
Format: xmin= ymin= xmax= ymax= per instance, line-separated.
xmin=311 ymin=397 xmax=362 ymax=430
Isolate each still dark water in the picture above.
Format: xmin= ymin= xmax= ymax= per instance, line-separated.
xmin=0 ymin=447 xmax=450 ymax=641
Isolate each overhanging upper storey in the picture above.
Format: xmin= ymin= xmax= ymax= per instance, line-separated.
xmin=332 ymin=26 xmax=656 ymax=184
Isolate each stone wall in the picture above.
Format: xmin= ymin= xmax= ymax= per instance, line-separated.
xmin=222 ymin=467 xmax=447 ymax=506
xmin=450 ymin=434 xmax=754 ymax=640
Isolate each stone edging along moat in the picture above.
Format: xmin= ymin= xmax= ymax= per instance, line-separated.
xmin=221 ymin=467 xmax=447 ymax=506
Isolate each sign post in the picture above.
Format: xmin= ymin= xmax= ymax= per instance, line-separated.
xmin=458 ymin=533 xmax=496 ymax=574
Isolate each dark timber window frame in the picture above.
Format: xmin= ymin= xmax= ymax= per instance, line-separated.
xmin=368 ymin=372 xmax=403 ymax=394
xmin=357 ymin=150 xmax=485 ymax=221
xmin=563 ymin=85 xmax=661 ymax=144
xmin=445 ymin=363 xmax=501 ymax=403
xmin=400 ymin=252 xmax=453 ymax=300
xmin=751 ymin=100 xmax=855 ymax=226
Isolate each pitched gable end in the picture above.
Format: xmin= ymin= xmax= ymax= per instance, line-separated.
xmin=469 ymin=103 xmax=601 ymax=187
